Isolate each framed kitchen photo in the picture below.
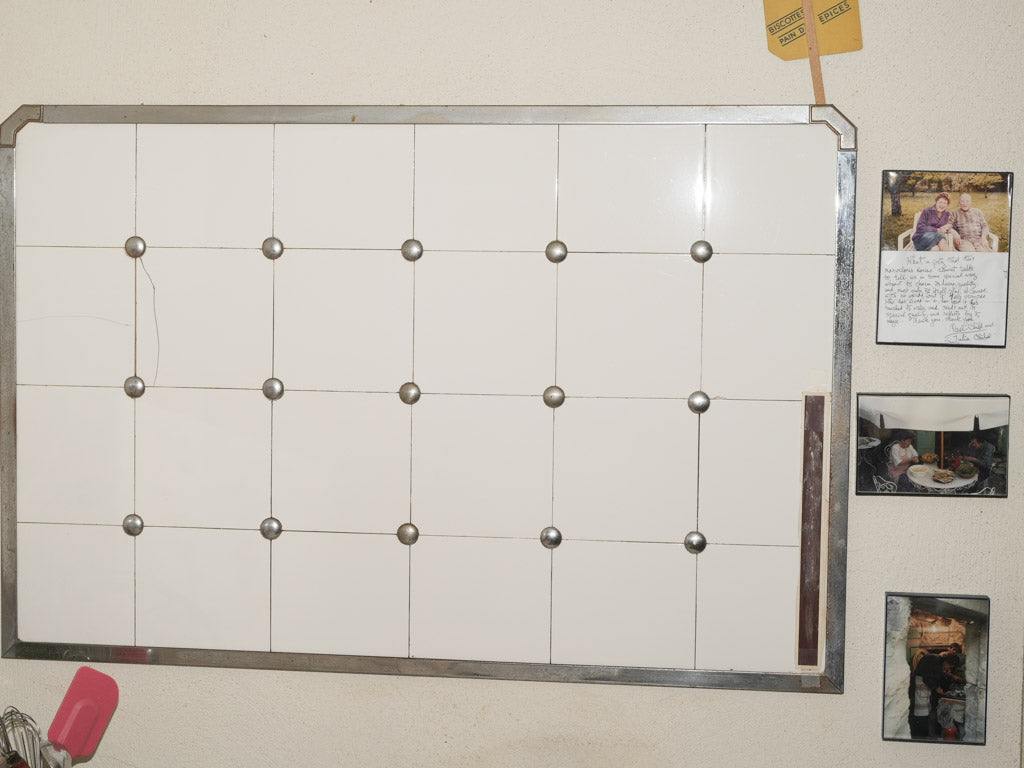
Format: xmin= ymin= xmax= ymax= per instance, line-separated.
xmin=883 ymin=593 xmax=990 ymax=745
xmin=855 ymin=393 xmax=1009 ymax=497
xmin=877 ymin=170 xmax=1013 ymax=347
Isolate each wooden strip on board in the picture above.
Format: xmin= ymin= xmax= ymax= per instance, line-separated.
xmin=798 ymin=394 xmax=825 ymax=666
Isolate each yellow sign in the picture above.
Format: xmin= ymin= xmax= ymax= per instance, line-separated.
xmin=764 ymin=0 xmax=862 ymax=61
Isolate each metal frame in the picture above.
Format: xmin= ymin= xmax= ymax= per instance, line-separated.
xmin=0 ymin=105 xmax=855 ymax=693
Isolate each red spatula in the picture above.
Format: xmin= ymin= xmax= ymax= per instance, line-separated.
xmin=43 ymin=667 xmax=118 ymax=764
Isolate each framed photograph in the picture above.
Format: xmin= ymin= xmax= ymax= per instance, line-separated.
xmin=883 ymin=593 xmax=989 ymax=745
xmin=856 ymin=393 xmax=1009 ymax=497
xmin=877 ymin=170 xmax=1013 ymax=347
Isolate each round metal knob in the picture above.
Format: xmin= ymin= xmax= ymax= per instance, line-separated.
xmin=543 ymin=385 xmax=565 ymax=409
xmin=262 ymin=377 xmax=285 ymax=400
xmin=122 ymin=514 xmax=144 ymax=536
xmin=545 ymin=240 xmax=568 ymax=263
xmin=684 ymin=531 xmax=707 ymax=554
xmin=124 ymin=376 xmax=146 ymax=398
xmin=401 ymin=239 xmax=423 ymax=262
xmin=125 ymin=236 xmax=147 ymax=258
xmin=262 ymin=237 xmax=284 ymax=260
xmin=540 ymin=526 xmax=562 ymax=549
xmin=687 ymin=390 xmax=710 ymax=414
xmin=397 ymin=522 xmax=419 ymax=545
xmin=398 ymin=382 xmax=421 ymax=405
xmin=690 ymin=240 xmax=713 ymax=263
xmin=260 ymin=517 xmax=283 ymax=540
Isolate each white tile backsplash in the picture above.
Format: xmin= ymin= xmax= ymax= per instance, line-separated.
xmin=705 ymin=124 xmax=837 ymax=255
xmin=695 ymin=544 xmax=800 ymax=672
xmin=136 ymin=527 xmax=270 ymax=651
xmin=274 ymin=250 xmax=413 ymax=391
xmin=411 ymin=395 xmax=552 ymax=538
xmin=414 ymin=125 xmax=557 ymax=251
xmin=556 ymin=252 xmax=702 ymax=398
xmin=17 ymin=386 xmax=133 ymax=525
xmin=16 ymin=247 xmax=134 ymax=386
xmin=552 ymin=540 xmax=695 ymax=668
xmin=702 ymin=253 xmax=835 ymax=400
xmin=558 ymin=124 xmax=704 ymax=253
xmin=15 ymin=123 xmax=136 ymax=247
xmin=272 ymin=532 xmax=409 ymax=656
xmin=136 ymin=249 xmax=273 ymax=389
xmin=553 ymin=398 xmax=697 ymax=541
xmin=137 ymin=124 xmax=273 ymax=248
xmin=414 ymin=252 xmax=555 ymax=395
xmin=274 ymin=124 xmax=414 ymax=249
xmin=409 ymin=537 xmax=550 ymax=663
xmin=17 ymin=523 xmax=134 ymax=645
xmin=135 ymin=388 xmax=270 ymax=528
xmin=698 ymin=399 xmax=804 ymax=546
xmin=272 ymin=392 xmax=410 ymax=533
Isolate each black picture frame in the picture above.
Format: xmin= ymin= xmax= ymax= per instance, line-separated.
xmin=883 ymin=592 xmax=990 ymax=745
xmin=856 ymin=393 xmax=1009 ymax=498
xmin=877 ymin=170 xmax=1013 ymax=348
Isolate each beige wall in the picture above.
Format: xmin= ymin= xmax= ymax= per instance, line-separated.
xmin=1 ymin=1 xmax=1023 ymax=765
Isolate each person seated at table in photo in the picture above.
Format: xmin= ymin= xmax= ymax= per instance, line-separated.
xmin=950 ymin=193 xmax=993 ymax=252
xmin=887 ymin=430 xmax=921 ymax=492
xmin=912 ymin=193 xmax=955 ymax=251
xmin=963 ymin=434 xmax=996 ymax=482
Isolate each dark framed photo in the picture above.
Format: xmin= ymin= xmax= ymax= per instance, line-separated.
xmin=877 ymin=170 xmax=1013 ymax=347
xmin=883 ymin=593 xmax=989 ymax=745
xmin=856 ymin=393 xmax=1009 ymax=497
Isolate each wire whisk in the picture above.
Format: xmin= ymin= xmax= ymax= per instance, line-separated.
xmin=0 ymin=708 xmax=40 ymax=768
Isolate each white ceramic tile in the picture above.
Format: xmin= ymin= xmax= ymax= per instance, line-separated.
xmin=414 ymin=125 xmax=557 ymax=251
xmin=17 ymin=523 xmax=134 ymax=645
xmin=15 ymin=123 xmax=135 ymax=247
xmin=16 ymin=247 xmax=134 ymax=386
xmin=274 ymin=250 xmax=412 ymax=391
xmin=556 ymin=253 xmax=702 ymax=398
xmin=135 ymin=388 xmax=270 ymax=528
xmin=551 ymin=540 xmax=695 ymax=668
xmin=274 ymin=125 xmax=413 ymax=248
xmin=698 ymin=400 xmax=803 ymax=546
xmin=412 ymin=395 xmax=551 ymax=538
xmin=136 ymin=249 xmax=273 ymax=388
xmin=558 ymin=125 xmax=704 ymax=253
xmin=136 ymin=528 xmax=269 ymax=651
xmin=705 ymin=124 xmax=837 ymax=255
xmin=409 ymin=537 xmax=549 ymax=663
xmin=137 ymin=124 xmax=273 ymax=247
xmin=17 ymin=386 xmax=133 ymax=524
xmin=272 ymin=532 xmax=409 ymax=656
xmin=273 ymin=392 xmax=410 ymax=532
xmin=414 ymin=252 xmax=555 ymax=395
xmin=695 ymin=544 xmax=799 ymax=672
xmin=702 ymin=254 xmax=835 ymax=400
xmin=553 ymin=398 xmax=696 ymax=541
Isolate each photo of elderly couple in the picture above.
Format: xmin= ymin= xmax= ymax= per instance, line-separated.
xmin=882 ymin=171 xmax=1012 ymax=253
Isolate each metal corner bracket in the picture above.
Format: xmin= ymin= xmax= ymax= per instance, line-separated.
xmin=0 ymin=106 xmax=42 ymax=148
xmin=809 ymin=105 xmax=856 ymax=151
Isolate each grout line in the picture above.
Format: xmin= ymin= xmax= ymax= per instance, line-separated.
xmin=554 ymin=124 xmax=561 ymax=240
xmin=549 ymin=548 xmax=554 ymax=664
xmin=268 ymin=538 xmax=274 ymax=652
xmin=10 ymin=244 xmax=841 ymax=257
xmin=692 ymin=555 xmax=699 ymax=668
xmin=411 ymin=124 xmax=417 ymax=238
xmin=271 ymin=124 xmax=277 ymax=236
xmin=132 ymin=532 xmax=138 ymax=646
xmin=12 ymin=383 xmax=807 ymax=403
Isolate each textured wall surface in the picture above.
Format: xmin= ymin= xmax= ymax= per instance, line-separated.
xmin=1 ymin=1 xmax=1022 ymax=765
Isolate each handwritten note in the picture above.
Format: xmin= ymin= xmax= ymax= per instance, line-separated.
xmin=877 ymin=250 xmax=1008 ymax=346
